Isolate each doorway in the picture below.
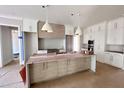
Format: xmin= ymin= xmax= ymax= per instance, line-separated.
xmin=11 ymin=27 xmax=19 ymax=62
xmin=0 ymin=25 xmax=24 ymax=67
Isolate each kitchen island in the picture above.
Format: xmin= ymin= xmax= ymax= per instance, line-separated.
xmin=26 ymin=53 xmax=96 ymax=88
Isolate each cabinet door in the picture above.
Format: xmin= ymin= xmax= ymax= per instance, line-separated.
xmin=29 ymin=63 xmax=46 ymax=84
xmin=107 ymin=17 xmax=124 ymax=44
xmin=67 ymin=59 xmax=77 ymax=74
xmin=112 ymin=54 xmax=123 ymax=68
xmin=107 ymin=31 xmax=115 ymax=44
xmin=96 ymin=52 xmax=105 ymax=63
xmin=31 ymin=20 xmax=37 ymax=32
xmin=58 ymin=59 xmax=68 ymax=77
xmin=114 ymin=28 xmax=124 ymax=44
xmin=77 ymin=57 xmax=90 ymax=71
xmin=23 ymin=19 xmax=37 ymax=32
xmin=114 ymin=17 xmax=124 ymax=29
xmin=104 ymin=53 xmax=113 ymax=65
xmin=83 ymin=29 xmax=89 ymax=44
xmin=45 ymin=61 xmax=58 ymax=80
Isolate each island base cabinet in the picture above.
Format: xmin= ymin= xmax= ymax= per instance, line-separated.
xmin=67 ymin=59 xmax=77 ymax=74
xmin=58 ymin=60 xmax=68 ymax=77
xmin=78 ymin=58 xmax=91 ymax=71
xmin=67 ymin=57 xmax=91 ymax=74
xmin=45 ymin=61 xmax=58 ymax=81
xmin=29 ymin=63 xmax=46 ymax=84
xmin=28 ymin=56 xmax=94 ymax=86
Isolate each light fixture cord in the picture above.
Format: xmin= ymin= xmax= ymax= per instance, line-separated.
xmin=77 ymin=13 xmax=80 ymax=26
xmin=46 ymin=6 xmax=48 ymax=23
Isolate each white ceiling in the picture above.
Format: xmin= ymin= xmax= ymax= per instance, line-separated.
xmin=0 ymin=5 xmax=124 ymax=27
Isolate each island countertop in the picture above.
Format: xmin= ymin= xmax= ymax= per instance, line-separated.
xmin=27 ymin=53 xmax=95 ymax=64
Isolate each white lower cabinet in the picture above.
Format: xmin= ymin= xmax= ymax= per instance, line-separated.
xmin=104 ymin=52 xmax=124 ymax=69
xmin=104 ymin=52 xmax=113 ymax=65
xmin=96 ymin=52 xmax=105 ymax=63
xmin=112 ymin=54 xmax=123 ymax=68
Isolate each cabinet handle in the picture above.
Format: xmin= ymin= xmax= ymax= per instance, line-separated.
xmin=67 ymin=60 xmax=69 ymax=65
xmin=29 ymin=25 xmax=32 ymax=31
xmin=43 ymin=63 xmax=45 ymax=70
xmin=114 ymin=23 xmax=117 ymax=29
xmin=44 ymin=62 xmax=48 ymax=69
xmin=47 ymin=63 xmax=48 ymax=69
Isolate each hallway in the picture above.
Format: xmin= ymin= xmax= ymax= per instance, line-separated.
xmin=0 ymin=60 xmax=25 ymax=88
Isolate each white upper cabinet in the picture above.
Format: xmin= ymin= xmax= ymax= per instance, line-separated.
xmin=107 ymin=17 xmax=124 ymax=44
xmin=83 ymin=21 xmax=106 ymax=53
xmin=65 ymin=25 xmax=74 ymax=35
xmin=83 ymin=28 xmax=90 ymax=44
xmin=23 ymin=18 xmax=38 ymax=32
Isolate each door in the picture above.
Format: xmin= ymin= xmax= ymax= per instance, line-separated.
xmin=18 ymin=31 xmax=25 ymax=65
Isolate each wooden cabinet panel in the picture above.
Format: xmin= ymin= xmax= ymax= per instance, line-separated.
xmin=45 ymin=61 xmax=58 ymax=80
xmin=29 ymin=63 xmax=46 ymax=84
xmin=38 ymin=21 xmax=65 ymax=38
xmin=58 ymin=59 xmax=68 ymax=77
xmin=29 ymin=56 xmax=92 ymax=84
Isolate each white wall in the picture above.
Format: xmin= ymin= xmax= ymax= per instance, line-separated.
xmin=0 ymin=26 xmax=13 ymax=66
xmin=12 ymin=30 xmax=19 ymax=54
xmin=0 ymin=17 xmax=22 ymax=29
xmin=0 ymin=17 xmax=23 ymax=67
xmin=0 ymin=26 xmax=2 ymax=67
xmin=24 ymin=32 xmax=38 ymax=61
xmin=38 ymin=38 xmax=64 ymax=49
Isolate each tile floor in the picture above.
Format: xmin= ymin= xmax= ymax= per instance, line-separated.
xmin=0 ymin=60 xmax=25 ymax=88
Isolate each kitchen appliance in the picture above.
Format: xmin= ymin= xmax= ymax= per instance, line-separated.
xmin=88 ymin=40 xmax=94 ymax=54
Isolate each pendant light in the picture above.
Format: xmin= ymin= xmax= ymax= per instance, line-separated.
xmin=75 ymin=13 xmax=82 ymax=35
xmin=41 ymin=5 xmax=53 ymax=32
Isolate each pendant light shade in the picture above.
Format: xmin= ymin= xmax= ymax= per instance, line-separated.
xmin=75 ymin=26 xmax=82 ymax=35
xmin=41 ymin=5 xmax=53 ymax=32
xmin=41 ymin=21 xmax=53 ymax=32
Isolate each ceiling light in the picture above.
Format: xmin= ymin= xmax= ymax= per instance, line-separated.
xmin=75 ymin=26 xmax=82 ymax=35
xmin=75 ymin=13 xmax=82 ymax=35
xmin=41 ymin=5 xmax=53 ymax=32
